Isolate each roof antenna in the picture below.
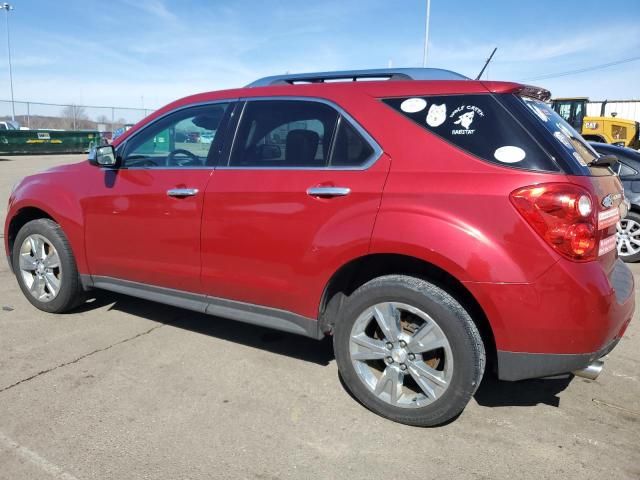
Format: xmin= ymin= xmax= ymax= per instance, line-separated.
xmin=475 ymin=47 xmax=497 ymax=80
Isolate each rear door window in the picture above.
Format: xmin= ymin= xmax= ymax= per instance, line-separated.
xmin=228 ymin=99 xmax=378 ymax=169
xmin=330 ymin=118 xmax=374 ymax=167
xmin=229 ymin=100 xmax=339 ymax=168
xmin=383 ymin=94 xmax=558 ymax=171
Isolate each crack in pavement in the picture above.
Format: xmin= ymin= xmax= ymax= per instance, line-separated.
xmin=0 ymin=324 xmax=164 ymax=394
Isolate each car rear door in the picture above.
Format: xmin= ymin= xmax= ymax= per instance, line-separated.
xmin=83 ymin=102 xmax=233 ymax=293
xmin=200 ymin=98 xmax=390 ymax=319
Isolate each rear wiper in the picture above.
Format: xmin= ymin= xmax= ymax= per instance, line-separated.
xmin=591 ymin=154 xmax=618 ymax=167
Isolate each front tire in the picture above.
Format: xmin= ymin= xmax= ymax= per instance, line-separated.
xmin=12 ymin=218 xmax=85 ymax=313
xmin=334 ymin=275 xmax=485 ymax=427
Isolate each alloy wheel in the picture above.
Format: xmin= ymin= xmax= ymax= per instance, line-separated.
xmin=616 ymin=219 xmax=640 ymax=257
xmin=349 ymin=302 xmax=453 ymax=408
xmin=19 ymin=234 xmax=62 ymax=302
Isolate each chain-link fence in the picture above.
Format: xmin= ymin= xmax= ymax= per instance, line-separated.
xmin=0 ymin=99 xmax=153 ymax=132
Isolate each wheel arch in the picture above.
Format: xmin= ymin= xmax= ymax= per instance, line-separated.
xmin=319 ymin=253 xmax=497 ymax=368
xmin=6 ymin=206 xmax=55 ymax=271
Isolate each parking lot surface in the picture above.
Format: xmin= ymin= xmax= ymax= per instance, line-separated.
xmin=1 ymin=154 xmax=639 ymax=480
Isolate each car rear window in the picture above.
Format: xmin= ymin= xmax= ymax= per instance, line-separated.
xmin=383 ymin=94 xmax=559 ymax=172
xmin=519 ymin=97 xmax=599 ymax=167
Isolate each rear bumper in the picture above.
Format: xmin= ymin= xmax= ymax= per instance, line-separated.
xmin=466 ymin=257 xmax=634 ymax=381
xmin=497 ymin=338 xmax=620 ymax=381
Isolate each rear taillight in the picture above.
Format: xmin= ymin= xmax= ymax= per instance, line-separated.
xmin=510 ymin=183 xmax=599 ymax=261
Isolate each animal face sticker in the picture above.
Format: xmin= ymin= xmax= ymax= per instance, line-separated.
xmin=454 ymin=111 xmax=475 ymax=130
xmin=450 ymin=105 xmax=484 ymax=135
xmin=426 ymin=104 xmax=447 ymax=127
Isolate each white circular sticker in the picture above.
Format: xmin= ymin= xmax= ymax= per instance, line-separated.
xmin=400 ymin=98 xmax=427 ymax=113
xmin=494 ymin=146 xmax=526 ymax=163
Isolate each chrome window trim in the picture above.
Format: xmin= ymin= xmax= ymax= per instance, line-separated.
xmin=218 ymin=96 xmax=383 ymax=171
xmin=117 ymin=99 xmax=237 ymax=171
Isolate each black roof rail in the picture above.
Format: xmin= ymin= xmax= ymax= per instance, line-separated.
xmin=246 ymin=68 xmax=469 ymax=87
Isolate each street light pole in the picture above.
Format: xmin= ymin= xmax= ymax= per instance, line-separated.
xmin=0 ymin=3 xmax=14 ymax=121
xmin=422 ymin=0 xmax=431 ymax=67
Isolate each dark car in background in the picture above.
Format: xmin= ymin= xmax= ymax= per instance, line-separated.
xmin=590 ymin=142 xmax=640 ymax=262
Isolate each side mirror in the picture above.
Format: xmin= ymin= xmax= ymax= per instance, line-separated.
xmin=88 ymin=145 xmax=118 ymax=167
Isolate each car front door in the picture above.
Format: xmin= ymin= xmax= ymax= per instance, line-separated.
xmin=201 ymin=98 xmax=390 ymax=318
xmin=83 ymin=102 xmax=233 ymax=293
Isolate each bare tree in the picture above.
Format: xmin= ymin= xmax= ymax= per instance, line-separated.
xmin=61 ymin=105 xmax=89 ymax=130
xmin=113 ymin=117 xmax=128 ymax=130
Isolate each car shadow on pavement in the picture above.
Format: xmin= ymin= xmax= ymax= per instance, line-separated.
xmin=85 ymin=291 xmax=335 ymax=366
xmin=78 ymin=292 xmax=574 ymax=406
xmin=474 ymin=375 xmax=572 ymax=408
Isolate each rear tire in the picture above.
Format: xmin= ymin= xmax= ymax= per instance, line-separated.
xmin=12 ymin=218 xmax=85 ymax=313
xmin=333 ymin=275 xmax=485 ymax=427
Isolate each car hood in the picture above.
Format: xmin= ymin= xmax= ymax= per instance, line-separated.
xmin=42 ymin=160 xmax=87 ymax=174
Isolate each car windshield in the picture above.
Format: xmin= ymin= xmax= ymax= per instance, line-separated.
xmin=521 ymin=97 xmax=599 ymax=166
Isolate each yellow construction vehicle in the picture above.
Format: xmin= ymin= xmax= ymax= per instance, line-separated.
xmin=551 ymin=97 xmax=639 ymax=149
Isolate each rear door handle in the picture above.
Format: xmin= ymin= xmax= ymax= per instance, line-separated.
xmin=306 ymin=186 xmax=351 ymax=198
xmin=167 ymin=188 xmax=199 ymax=197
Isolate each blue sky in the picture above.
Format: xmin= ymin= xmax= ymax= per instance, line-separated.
xmin=1 ymin=0 xmax=639 ymax=111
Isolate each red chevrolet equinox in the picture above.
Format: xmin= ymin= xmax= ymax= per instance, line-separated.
xmin=4 ymin=69 xmax=635 ymax=426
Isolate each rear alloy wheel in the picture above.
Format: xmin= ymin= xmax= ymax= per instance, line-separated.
xmin=616 ymin=211 xmax=640 ymax=263
xmin=334 ymin=275 xmax=485 ymax=427
xmin=12 ymin=218 xmax=85 ymax=313
xmin=349 ymin=302 xmax=453 ymax=408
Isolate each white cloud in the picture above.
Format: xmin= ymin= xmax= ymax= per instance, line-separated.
xmin=121 ymin=0 xmax=179 ymax=23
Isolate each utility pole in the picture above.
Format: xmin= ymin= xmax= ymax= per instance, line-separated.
xmin=0 ymin=3 xmax=14 ymax=121
xmin=422 ymin=0 xmax=431 ymax=67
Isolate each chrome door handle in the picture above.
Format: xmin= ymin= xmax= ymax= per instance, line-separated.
xmin=167 ymin=188 xmax=199 ymax=197
xmin=306 ymin=186 xmax=351 ymax=197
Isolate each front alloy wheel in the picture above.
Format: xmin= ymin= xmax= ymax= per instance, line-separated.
xmin=13 ymin=218 xmax=85 ymax=313
xmin=19 ymin=233 xmax=62 ymax=302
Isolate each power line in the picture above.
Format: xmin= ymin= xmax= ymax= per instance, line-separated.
xmin=520 ymin=56 xmax=640 ymax=82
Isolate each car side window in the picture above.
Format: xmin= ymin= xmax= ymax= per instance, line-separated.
xmin=229 ymin=100 xmax=340 ymax=168
xmin=122 ymin=103 xmax=230 ymax=168
xmin=330 ymin=118 xmax=374 ymax=167
xmin=619 ymin=162 xmax=638 ymax=177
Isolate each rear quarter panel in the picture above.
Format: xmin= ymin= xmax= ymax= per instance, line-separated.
xmin=366 ymin=99 xmax=565 ymax=284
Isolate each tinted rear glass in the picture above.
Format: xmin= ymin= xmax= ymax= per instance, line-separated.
xmin=520 ymin=97 xmax=599 ymax=167
xmin=383 ymin=94 xmax=558 ymax=172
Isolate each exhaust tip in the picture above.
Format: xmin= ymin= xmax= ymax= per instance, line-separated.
xmin=573 ymin=359 xmax=604 ymax=381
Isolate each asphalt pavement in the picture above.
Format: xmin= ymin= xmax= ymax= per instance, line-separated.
xmin=0 ymin=154 xmax=638 ymax=480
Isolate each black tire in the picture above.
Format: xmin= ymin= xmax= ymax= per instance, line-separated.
xmin=333 ymin=275 xmax=485 ymax=427
xmin=618 ymin=211 xmax=640 ymax=263
xmin=12 ymin=218 xmax=85 ymax=313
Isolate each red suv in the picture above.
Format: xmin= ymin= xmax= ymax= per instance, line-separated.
xmin=4 ymin=69 xmax=634 ymax=426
